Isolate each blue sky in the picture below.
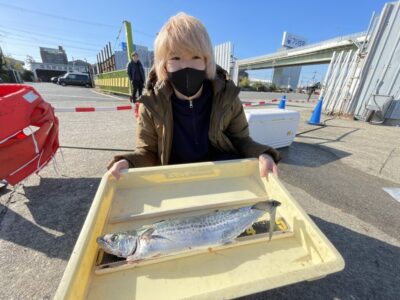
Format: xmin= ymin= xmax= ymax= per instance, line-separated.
xmin=0 ymin=0 xmax=390 ymax=83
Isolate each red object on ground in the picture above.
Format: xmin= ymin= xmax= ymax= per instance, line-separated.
xmin=134 ymin=102 xmax=140 ymax=119
xmin=0 ymin=84 xmax=59 ymax=185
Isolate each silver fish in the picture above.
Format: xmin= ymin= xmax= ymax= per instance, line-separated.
xmin=97 ymin=200 xmax=281 ymax=262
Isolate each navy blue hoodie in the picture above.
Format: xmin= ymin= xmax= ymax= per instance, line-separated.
xmin=170 ymin=80 xmax=240 ymax=164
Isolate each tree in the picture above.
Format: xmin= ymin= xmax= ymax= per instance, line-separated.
xmin=0 ymin=47 xmax=5 ymax=69
xmin=22 ymin=70 xmax=34 ymax=82
xmin=25 ymin=55 xmax=36 ymax=64
xmin=239 ymin=77 xmax=250 ymax=89
xmin=252 ymin=81 xmax=266 ymax=92
xmin=4 ymin=56 xmax=24 ymax=71
xmin=268 ymin=83 xmax=277 ymax=92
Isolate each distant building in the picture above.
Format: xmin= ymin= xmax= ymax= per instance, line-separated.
xmin=27 ymin=46 xmax=90 ymax=82
xmin=214 ymin=42 xmax=233 ymax=74
xmin=114 ymin=42 xmax=154 ymax=70
xmin=114 ymin=51 xmax=128 ymax=71
xmin=133 ymin=44 xmax=154 ymax=69
xmin=40 ymin=46 xmax=68 ymax=64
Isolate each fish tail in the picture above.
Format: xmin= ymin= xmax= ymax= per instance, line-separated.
xmin=252 ymin=200 xmax=281 ymax=241
xmin=252 ymin=200 xmax=281 ymax=211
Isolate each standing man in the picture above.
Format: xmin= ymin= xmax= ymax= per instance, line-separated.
xmin=127 ymin=52 xmax=145 ymax=103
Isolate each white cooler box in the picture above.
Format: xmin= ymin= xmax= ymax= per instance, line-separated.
xmin=245 ymin=109 xmax=300 ymax=148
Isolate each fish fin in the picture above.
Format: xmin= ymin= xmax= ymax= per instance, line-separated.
xmin=151 ymin=235 xmax=171 ymax=241
xmin=140 ymin=231 xmax=171 ymax=242
xmin=140 ymin=227 xmax=155 ymax=238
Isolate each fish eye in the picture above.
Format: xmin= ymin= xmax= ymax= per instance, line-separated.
xmin=110 ymin=234 xmax=117 ymax=242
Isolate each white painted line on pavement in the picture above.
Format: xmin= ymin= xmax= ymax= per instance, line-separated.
xmin=383 ymin=188 xmax=400 ymax=203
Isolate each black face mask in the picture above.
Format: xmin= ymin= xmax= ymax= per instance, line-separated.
xmin=167 ymin=68 xmax=206 ymax=97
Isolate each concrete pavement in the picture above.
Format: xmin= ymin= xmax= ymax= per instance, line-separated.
xmin=0 ymin=83 xmax=399 ymax=299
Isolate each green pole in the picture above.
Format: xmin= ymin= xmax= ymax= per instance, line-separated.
xmin=124 ymin=20 xmax=134 ymax=96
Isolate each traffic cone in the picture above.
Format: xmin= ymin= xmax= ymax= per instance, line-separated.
xmin=278 ymin=95 xmax=286 ymax=109
xmin=308 ymin=96 xmax=324 ymax=125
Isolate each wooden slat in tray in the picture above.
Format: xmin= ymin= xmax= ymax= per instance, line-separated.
xmin=109 ymin=197 xmax=268 ymax=224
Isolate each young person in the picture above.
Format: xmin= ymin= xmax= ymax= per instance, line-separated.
xmin=108 ymin=12 xmax=280 ymax=179
xmin=127 ymin=52 xmax=145 ymax=103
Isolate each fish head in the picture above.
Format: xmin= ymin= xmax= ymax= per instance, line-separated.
xmin=97 ymin=231 xmax=138 ymax=258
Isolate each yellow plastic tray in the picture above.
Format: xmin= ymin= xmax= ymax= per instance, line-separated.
xmin=55 ymin=159 xmax=344 ymax=300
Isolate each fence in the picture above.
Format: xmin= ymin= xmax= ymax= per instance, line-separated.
xmin=95 ymin=70 xmax=130 ymax=95
xmin=95 ymin=67 xmax=151 ymax=96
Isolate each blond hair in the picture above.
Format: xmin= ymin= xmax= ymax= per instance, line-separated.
xmin=154 ymin=12 xmax=216 ymax=81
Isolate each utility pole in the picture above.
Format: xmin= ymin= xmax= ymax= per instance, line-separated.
xmin=124 ymin=20 xmax=134 ymax=96
xmin=311 ymin=71 xmax=317 ymax=85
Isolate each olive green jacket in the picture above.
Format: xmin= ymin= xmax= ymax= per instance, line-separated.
xmin=110 ymin=68 xmax=280 ymax=168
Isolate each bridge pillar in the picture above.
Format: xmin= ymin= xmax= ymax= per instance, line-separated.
xmin=272 ymin=66 xmax=301 ymax=90
xmin=232 ymin=61 xmax=239 ymax=85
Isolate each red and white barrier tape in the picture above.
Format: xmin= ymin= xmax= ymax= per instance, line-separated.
xmin=242 ymin=98 xmax=317 ymax=107
xmin=242 ymin=100 xmax=275 ymax=107
xmin=54 ymin=105 xmax=132 ymax=112
xmin=53 ymin=98 xmax=318 ymax=113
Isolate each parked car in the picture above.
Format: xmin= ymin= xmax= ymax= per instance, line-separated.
xmin=50 ymin=76 xmax=59 ymax=83
xmin=58 ymin=72 xmax=92 ymax=88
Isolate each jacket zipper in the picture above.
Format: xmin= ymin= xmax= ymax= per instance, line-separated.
xmin=189 ymin=100 xmax=199 ymax=145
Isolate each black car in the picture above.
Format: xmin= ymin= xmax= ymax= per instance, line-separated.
xmin=58 ymin=72 xmax=92 ymax=88
xmin=50 ymin=76 xmax=60 ymax=83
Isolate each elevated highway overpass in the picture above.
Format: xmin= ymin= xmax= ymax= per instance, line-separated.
xmin=233 ymin=32 xmax=368 ymax=84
